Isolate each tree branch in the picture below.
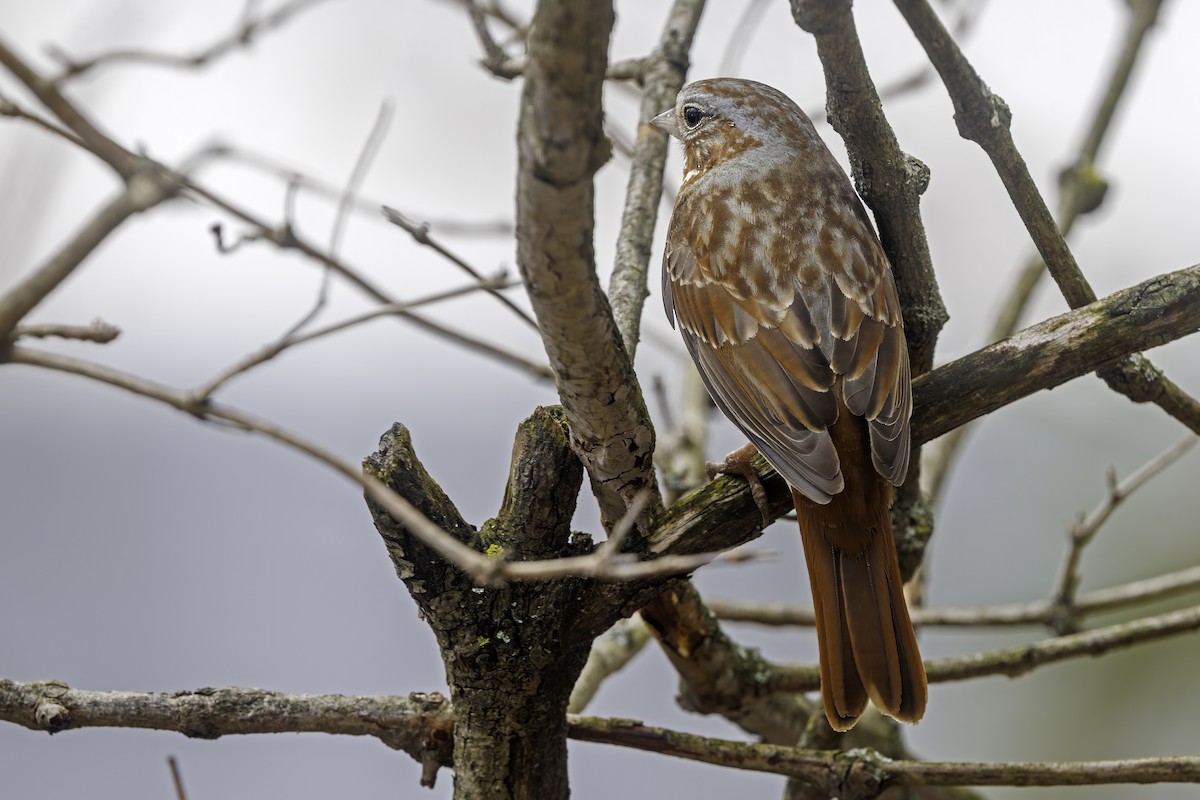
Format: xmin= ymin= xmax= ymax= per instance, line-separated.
xmin=1050 ymin=434 xmax=1198 ymax=632
xmin=989 ymin=0 xmax=1166 ymax=344
xmin=47 ymin=0 xmax=332 ymax=82
xmin=924 ymin=0 xmax=1171 ymax=502
xmin=7 ymin=678 xmax=1197 ymax=792
xmin=0 ymin=679 xmax=453 ymax=771
xmin=191 ymin=274 xmax=515 ymax=400
xmin=12 ymin=318 xmax=120 ymax=344
xmin=0 ymin=37 xmax=139 ymax=177
xmin=641 ymin=582 xmax=813 ymax=746
xmin=767 ymin=603 xmax=1200 ymax=692
xmin=0 ymin=176 xmax=175 ymax=339
xmin=608 ymin=0 xmax=706 ymax=357
xmin=790 ymin=0 xmax=945 ymax=376
xmin=4 ymin=346 xmax=738 ymax=585
xmin=912 ymin=263 xmax=1200 ymax=445
xmin=381 ymin=206 xmax=536 ymax=329
xmin=708 ymin=562 xmax=1200 ymax=629
xmin=515 ymin=0 xmax=662 ymax=530
xmin=892 ymin=0 xmax=1200 ymax=439
xmin=790 ymin=0 xmax=948 ymax=580
xmin=572 ymin=716 xmax=1200 ymax=793
xmin=568 ymin=616 xmax=652 ymax=714
xmin=1 ymin=30 xmax=549 ymax=381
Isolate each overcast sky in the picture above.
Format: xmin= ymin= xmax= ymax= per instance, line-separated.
xmin=2 ymin=1 xmax=1199 ymax=798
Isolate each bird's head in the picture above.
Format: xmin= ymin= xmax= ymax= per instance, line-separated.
xmin=652 ymin=78 xmax=819 ymax=184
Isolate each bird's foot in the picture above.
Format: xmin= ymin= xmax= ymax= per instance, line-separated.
xmin=707 ymin=443 xmax=771 ymax=528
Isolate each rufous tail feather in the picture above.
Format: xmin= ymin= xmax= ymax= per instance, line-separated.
xmin=792 ymin=476 xmax=926 ymax=730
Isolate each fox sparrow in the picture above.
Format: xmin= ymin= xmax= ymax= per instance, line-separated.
xmin=653 ymin=78 xmax=926 ymax=731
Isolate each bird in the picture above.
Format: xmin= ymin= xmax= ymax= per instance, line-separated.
xmin=652 ymin=78 xmax=927 ymax=731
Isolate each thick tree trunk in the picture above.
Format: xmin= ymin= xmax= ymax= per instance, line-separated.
xmin=450 ymin=657 xmax=588 ymax=800
xmin=364 ymin=408 xmax=658 ymax=798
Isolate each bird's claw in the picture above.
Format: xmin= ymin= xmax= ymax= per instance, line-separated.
xmin=707 ymin=443 xmax=771 ymax=529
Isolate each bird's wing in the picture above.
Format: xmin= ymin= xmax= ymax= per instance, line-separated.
xmin=820 ymin=222 xmax=912 ymax=486
xmin=664 ymin=205 xmax=910 ymax=500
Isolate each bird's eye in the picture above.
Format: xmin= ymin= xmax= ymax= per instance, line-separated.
xmin=682 ymin=105 xmax=704 ymax=129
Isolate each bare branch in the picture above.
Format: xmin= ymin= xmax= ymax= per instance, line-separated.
xmin=791 ymin=0 xmax=945 ymax=378
xmin=912 ymin=263 xmax=1200 ymax=446
xmin=568 ymin=615 xmax=652 ymax=713
xmin=12 ymin=319 xmax=120 ymax=344
xmin=893 ymin=0 xmax=1200 ymax=442
xmin=7 ymin=677 xmax=1197 ymax=790
xmin=572 ymin=715 xmax=1200 ymax=791
xmin=609 ymin=0 xmax=706 ymax=358
xmin=282 ymin=98 xmax=395 ymax=343
xmin=192 ymin=274 xmax=514 ymax=400
xmin=457 ymin=0 xmax=526 ymax=78
xmin=0 ymin=90 xmax=85 ymax=149
xmin=4 ymin=346 xmax=764 ymax=586
xmin=515 ymin=0 xmax=663 ymax=531
xmin=167 ymin=757 xmax=188 ymax=800
xmin=710 ymin=562 xmax=1200 ymax=628
xmin=381 ymin=206 xmax=537 ymax=329
xmin=924 ymin=0 xmax=1170 ymax=502
xmin=0 ymin=176 xmax=175 ymax=340
xmin=331 ymin=100 xmax=393 ymax=261
xmin=194 ymin=186 xmax=553 ymax=381
xmin=191 ymin=142 xmax=513 ymax=236
xmin=717 ymin=0 xmax=771 ymax=77
xmin=0 ymin=37 xmax=139 ymax=177
xmin=3 ymin=33 xmax=545 ymax=381
xmin=642 ymin=581 xmax=813 ymax=747
xmin=0 ymin=678 xmax=454 ymax=767
xmin=1050 ymin=434 xmax=1199 ymax=631
xmin=47 ymin=0 xmax=332 ymax=82
xmin=767 ymin=603 xmax=1200 ymax=692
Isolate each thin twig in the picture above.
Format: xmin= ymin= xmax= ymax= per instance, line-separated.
xmin=280 ymin=98 xmax=395 ymax=342
xmin=7 ymin=346 xmax=760 ymax=585
xmin=766 ymin=602 xmax=1200 ymax=692
xmin=12 ymin=319 xmax=120 ymax=344
xmin=47 ymin=0 xmax=332 ymax=82
xmin=0 ymin=177 xmax=175 ymax=339
xmin=0 ymin=37 xmax=138 ymax=177
xmin=709 ymin=562 xmax=1200 ymax=628
xmin=594 ymin=489 xmax=654 ymax=562
xmin=0 ymin=91 xmax=86 ymax=149
xmin=381 ymin=206 xmax=536 ymax=329
xmin=571 ymin=715 xmax=1200 ymax=789
xmin=1050 ymin=434 xmax=1199 ymax=632
xmin=809 ymin=0 xmax=989 ymax=125
xmin=457 ymin=0 xmax=525 ymax=78
xmin=608 ymin=0 xmax=706 ymax=358
xmin=331 ymin=100 xmax=393 ymax=261
xmin=192 ymin=274 xmax=513 ymax=400
xmin=189 ymin=142 xmax=513 ymax=236
xmin=167 ymin=756 xmax=188 ymax=800
xmin=3 ymin=25 xmax=547 ymax=381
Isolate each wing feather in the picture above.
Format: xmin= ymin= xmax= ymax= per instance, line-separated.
xmin=664 ymin=196 xmax=912 ymax=500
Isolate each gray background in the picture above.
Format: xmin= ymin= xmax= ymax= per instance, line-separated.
xmin=2 ymin=1 xmax=1199 ymax=797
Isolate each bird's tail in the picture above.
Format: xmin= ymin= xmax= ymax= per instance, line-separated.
xmin=793 ymin=486 xmax=927 ymax=731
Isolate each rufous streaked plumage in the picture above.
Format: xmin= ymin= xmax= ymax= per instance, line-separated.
xmin=655 ymin=78 xmax=926 ymax=731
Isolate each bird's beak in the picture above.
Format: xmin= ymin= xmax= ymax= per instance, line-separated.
xmin=651 ymin=108 xmax=679 ymax=139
